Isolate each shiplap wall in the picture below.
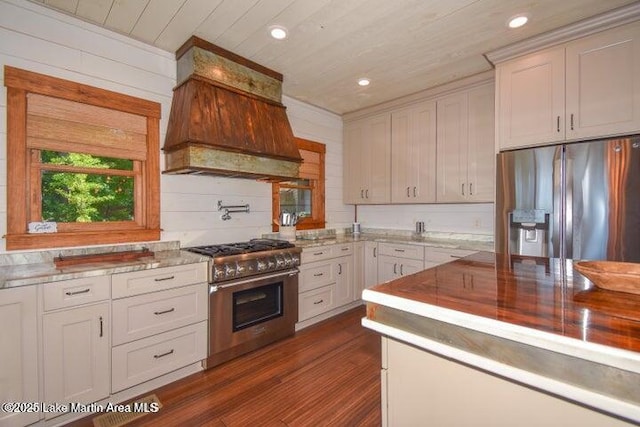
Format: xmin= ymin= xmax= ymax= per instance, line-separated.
xmin=0 ymin=0 xmax=492 ymax=254
xmin=0 ymin=0 xmax=349 ymax=253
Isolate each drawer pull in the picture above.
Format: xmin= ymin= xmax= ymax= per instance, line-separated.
xmin=154 ymin=275 xmax=175 ymax=282
xmin=313 ymin=252 xmax=324 ymax=256
xmin=153 ymin=349 xmax=174 ymax=359
xmin=394 ymin=249 xmax=405 ymax=253
xmin=341 ymin=247 xmax=349 ymax=251
xmin=99 ymin=316 xmax=103 ymax=338
xmin=313 ymin=273 xmax=324 ymax=277
xmin=449 ymin=255 xmax=463 ymax=259
xmin=313 ymin=299 xmax=324 ymax=305
xmin=65 ymin=288 xmax=91 ymax=296
xmin=154 ymin=308 xmax=176 ymax=315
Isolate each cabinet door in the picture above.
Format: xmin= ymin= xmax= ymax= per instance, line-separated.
xmin=566 ymin=21 xmax=640 ymax=140
xmin=364 ymin=241 xmax=379 ymax=289
xmin=391 ymin=101 xmax=436 ymax=203
xmin=43 ymin=302 xmax=110 ymax=418
xmin=378 ymin=255 xmax=401 ymax=283
xmin=334 ymin=255 xmax=354 ymax=307
xmin=343 ymin=122 xmax=366 ymax=203
xmin=497 ymin=47 xmax=565 ymax=149
xmin=366 ymin=114 xmax=392 ymax=203
xmin=397 ymin=258 xmax=425 ymax=277
xmin=0 ymin=286 xmax=39 ymax=427
xmin=344 ymin=114 xmax=391 ymax=204
xmin=467 ymin=83 xmax=496 ymax=202
xmin=436 ymin=92 xmax=468 ymax=203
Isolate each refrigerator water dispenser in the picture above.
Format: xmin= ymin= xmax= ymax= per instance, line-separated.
xmin=509 ymin=210 xmax=549 ymax=257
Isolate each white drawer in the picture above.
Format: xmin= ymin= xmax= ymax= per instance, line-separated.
xmin=301 ymin=246 xmax=336 ymax=263
xmin=424 ymin=248 xmax=476 ymax=265
xmin=299 ymin=285 xmax=334 ymax=322
xmin=111 ymin=321 xmax=207 ymax=393
xmin=112 ymin=263 xmax=208 ymax=298
xmin=378 ymin=243 xmax=425 ymax=260
xmin=301 ymin=243 xmax=353 ymax=264
xmin=43 ymin=275 xmax=110 ymax=311
xmin=112 ymin=283 xmax=208 ymax=346
xmin=299 ymin=261 xmax=335 ymax=292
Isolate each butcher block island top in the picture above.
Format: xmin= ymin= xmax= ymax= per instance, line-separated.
xmin=362 ymin=251 xmax=640 ymax=424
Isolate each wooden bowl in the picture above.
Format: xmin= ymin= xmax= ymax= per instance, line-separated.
xmin=574 ymin=261 xmax=640 ymax=295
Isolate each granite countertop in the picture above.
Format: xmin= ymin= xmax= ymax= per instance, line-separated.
xmin=0 ymin=241 xmax=209 ymax=289
xmin=291 ymin=230 xmax=495 ymax=252
xmin=362 ymin=251 xmax=640 ymax=423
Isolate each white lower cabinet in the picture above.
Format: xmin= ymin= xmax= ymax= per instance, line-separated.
xmin=111 ymin=263 xmax=209 ymax=393
xmin=424 ymin=247 xmax=476 ymax=268
xmin=111 ymin=321 xmax=207 ymax=393
xmin=0 ymin=286 xmax=39 ymax=427
xmin=42 ymin=302 xmax=111 ymax=419
xmin=377 ymin=242 xmax=425 ymax=283
xmin=298 ymin=243 xmax=356 ymax=323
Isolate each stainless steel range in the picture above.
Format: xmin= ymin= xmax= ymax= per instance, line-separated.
xmin=184 ymin=238 xmax=301 ymax=368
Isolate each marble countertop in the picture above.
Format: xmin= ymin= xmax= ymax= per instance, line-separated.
xmin=291 ymin=230 xmax=494 ymax=252
xmin=0 ymin=241 xmax=209 ymax=289
xmin=362 ymin=251 xmax=640 ymax=423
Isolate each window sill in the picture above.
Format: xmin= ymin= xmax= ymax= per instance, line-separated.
xmin=6 ymin=229 xmax=161 ymax=251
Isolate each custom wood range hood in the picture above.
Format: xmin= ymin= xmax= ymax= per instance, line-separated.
xmin=163 ymin=36 xmax=302 ymax=180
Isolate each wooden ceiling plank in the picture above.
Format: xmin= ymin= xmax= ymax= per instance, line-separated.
xmin=44 ymin=0 xmax=78 ymax=14
xmin=104 ymin=0 xmax=150 ymax=35
xmin=194 ymin=0 xmax=260 ymax=45
xmin=75 ymin=0 xmax=113 ymax=25
xmin=154 ymin=0 xmax=224 ymax=52
xmin=129 ymin=0 xmax=186 ymax=45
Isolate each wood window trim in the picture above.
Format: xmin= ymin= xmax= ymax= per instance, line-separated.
xmin=4 ymin=66 xmax=161 ymax=250
xmin=272 ymin=138 xmax=326 ymax=232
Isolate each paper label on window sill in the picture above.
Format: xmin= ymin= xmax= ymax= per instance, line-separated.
xmin=28 ymin=222 xmax=58 ymax=233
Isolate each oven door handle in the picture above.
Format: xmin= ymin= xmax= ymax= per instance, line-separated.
xmin=210 ymin=268 xmax=299 ymax=293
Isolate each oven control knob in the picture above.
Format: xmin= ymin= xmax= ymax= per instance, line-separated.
xmin=235 ymin=261 xmax=246 ymax=275
xmin=257 ymin=259 xmax=267 ymax=272
xmin=214 ymin=266 xmax=225 ymax=280
xmin=224 ymin=263 xmax=236 ymax=278
xmin=291 ymin=254 xmax=300 ymax=266
xmin=283 ymin=253 xmax=292 ymax=267
xmin=275 ymin=255 xmax=285 ymax=268
xmin=267 ymin=257 xmax=276 ymax=270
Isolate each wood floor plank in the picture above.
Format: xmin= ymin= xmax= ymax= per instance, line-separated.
xmin=67 ymin=306 xmax=381 ymax=427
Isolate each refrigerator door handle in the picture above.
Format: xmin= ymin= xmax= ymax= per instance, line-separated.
xmin=552 ymin=147 xmax=564 ymax=259
xmin=565 ymin=156 xmax=574 ymax=259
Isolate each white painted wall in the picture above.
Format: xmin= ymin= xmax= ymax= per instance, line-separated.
xmin=0 ymin=0 xmax=348 ymax=253
xmin=357 ymin=203 xmax=494 ymax=235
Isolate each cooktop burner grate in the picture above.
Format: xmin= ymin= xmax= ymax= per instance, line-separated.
xmin=185 ymin=238 xmax=295 ymax=258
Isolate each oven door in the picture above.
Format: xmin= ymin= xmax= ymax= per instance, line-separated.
xmin=207 ymin=268 xmax=298 ymax=368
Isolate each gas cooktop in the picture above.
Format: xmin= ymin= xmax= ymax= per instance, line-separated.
xmin=184 ymin=238 xmax=301 ymax=283
xmin=185 ymin=238 xmax=295 ymax=258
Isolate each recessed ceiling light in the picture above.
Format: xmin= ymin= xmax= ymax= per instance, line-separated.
xmin=269 ymin=26 xmax=287 ymax=40
xmin=358 ymin=78 xmax=370 ymax=87
xmin=508 ymin=15 xmax=528 ymax=29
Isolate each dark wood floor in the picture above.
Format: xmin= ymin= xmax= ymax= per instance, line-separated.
xmin=70 ymin=306 xmax=381 ymax=427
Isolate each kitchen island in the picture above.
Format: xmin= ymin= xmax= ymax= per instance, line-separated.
xmin=362 ymin=251 xmax=640 ymax=426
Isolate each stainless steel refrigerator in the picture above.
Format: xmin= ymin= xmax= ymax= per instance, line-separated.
xmin=495 ymin=135 xmax=640 ymax=262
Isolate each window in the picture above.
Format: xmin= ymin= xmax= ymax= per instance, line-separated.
xmin=272 ymin=138 xmax=326 ymax=231
xmin=4 ymin=66 xmax=161 ymax=250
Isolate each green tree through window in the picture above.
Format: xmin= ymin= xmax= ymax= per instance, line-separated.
xmin=41 ymin=151 xmax=134 ymax=223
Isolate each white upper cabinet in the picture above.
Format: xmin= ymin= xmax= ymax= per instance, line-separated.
xmin=497 ymin=47 xmax=565 ymax=149
xmin=343 ymin=113 xmax=391 ymax=204
xmin=497 ymin=21 xmax=640 ymax=150
xmin=437 ymin=83 xmax=495 ymax=203
xmin=565 ymin=22 xmax=640 ymax=140
xmin=391 ymin=100 xmax=437 ymax=203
